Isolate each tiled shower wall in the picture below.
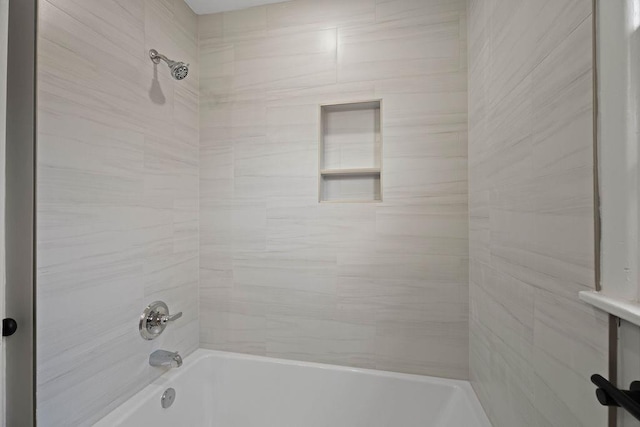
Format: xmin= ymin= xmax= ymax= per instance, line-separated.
xmin=198 ymin=0 xmax=469 ymax=377
xmin=468 ymin=1 xmax=609 ymax=426
xmin=37 ymin=0 xmax=199 ymax=425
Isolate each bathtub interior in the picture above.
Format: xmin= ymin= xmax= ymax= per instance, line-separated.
xmin=94 ymin=350 xmax=491 ymax=427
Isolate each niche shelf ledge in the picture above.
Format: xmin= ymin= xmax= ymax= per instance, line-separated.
xmin=320 ymin=168 xmax=381 ymax=176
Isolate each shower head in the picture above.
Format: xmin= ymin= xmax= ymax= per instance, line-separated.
xmin=149 ymin=49 xmax=189 ymax=81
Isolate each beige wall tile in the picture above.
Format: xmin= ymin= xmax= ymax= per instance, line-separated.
xmin=468 ymin=1 xmax=608 ymax=426
xmin=199 ymin=0 xmax=468 ymax=379
xmin=37 ymin=0 xmax=199 ymax=425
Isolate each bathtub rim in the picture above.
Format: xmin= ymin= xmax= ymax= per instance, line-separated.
xmin=94 ymin=348 xmax=491 ymax=427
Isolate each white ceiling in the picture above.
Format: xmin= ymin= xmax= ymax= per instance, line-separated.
xmin=184 ymin=0 xmax=288 ymax=15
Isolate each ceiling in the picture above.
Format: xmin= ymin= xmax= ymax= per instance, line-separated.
xmin=184 ymin=0 xmax=288 ymax=15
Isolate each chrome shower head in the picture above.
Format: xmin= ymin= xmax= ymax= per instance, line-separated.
xmin=170 ymin=62 xmax=189 ymax=80
xmin=149 ymin=49 xmax=189 ymax=81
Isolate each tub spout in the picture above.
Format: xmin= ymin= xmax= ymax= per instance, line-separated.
xmin=149 ymin=350 xmax=182 ymax=368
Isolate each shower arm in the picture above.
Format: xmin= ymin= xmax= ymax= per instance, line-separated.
xmin=149 ymin=49 xmax=174 ymax=66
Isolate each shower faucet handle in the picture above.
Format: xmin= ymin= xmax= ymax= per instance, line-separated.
xmin=139 ymin=301 xmax=182 ymax=340
xmin=164 ymin=311 xmax=183 ymax=323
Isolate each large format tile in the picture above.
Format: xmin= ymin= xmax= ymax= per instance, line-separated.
xmin=198 ymin=0 xmax=469 ymax=378
xmin=37 ymin=0 xmax=199 ymax=425
xmin=468 ymin=1 xmax=608 ymax=426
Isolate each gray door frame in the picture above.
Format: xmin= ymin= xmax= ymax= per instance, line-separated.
xmin=5 ymin=0 xmax=37 ymax=425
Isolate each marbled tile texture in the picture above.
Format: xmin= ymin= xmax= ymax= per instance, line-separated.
xmin=468 ymin=1 xmax=608 ymax=426
xmin=36 ymin=1 xmax=199 ymax=426
xmin=198 ymin=0 xmax=469 ymax=379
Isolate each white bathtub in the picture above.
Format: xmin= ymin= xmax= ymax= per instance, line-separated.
xmin=94 ymin=349 xmax=491 ymax=427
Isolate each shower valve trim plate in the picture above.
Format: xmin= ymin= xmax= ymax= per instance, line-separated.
xmin=139 ymin=301 xmax=183 ymax=340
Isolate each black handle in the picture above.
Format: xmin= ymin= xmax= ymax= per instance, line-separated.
xmin=591 ymin=374 xmax=640 ymax=421
xmin=2 ymin=318 xmax=17 ymax=337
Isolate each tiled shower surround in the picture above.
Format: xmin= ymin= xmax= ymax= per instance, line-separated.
xmin=468 ymin=1 xmax=608 ymax=426
xmin=37 ymin=0 xmax=199 ymax=425
xmin=34 ymin=0 xmax=607 ymax=426
xmin=198 ymin=0 xmax=469 ymax=376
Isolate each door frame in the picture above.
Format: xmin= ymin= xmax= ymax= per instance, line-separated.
xmin=5 ymin=0 xmax=37 ymax=425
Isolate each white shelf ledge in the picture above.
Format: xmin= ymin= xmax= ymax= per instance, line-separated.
xmin=320 ymin=168 xmax=381 ymax=176
xmin=579 ymin=290 xmax=640 ymax=327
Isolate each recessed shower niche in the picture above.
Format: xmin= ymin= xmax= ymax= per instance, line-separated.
xmin=319 ymin=100 xmax=382 ymax=202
